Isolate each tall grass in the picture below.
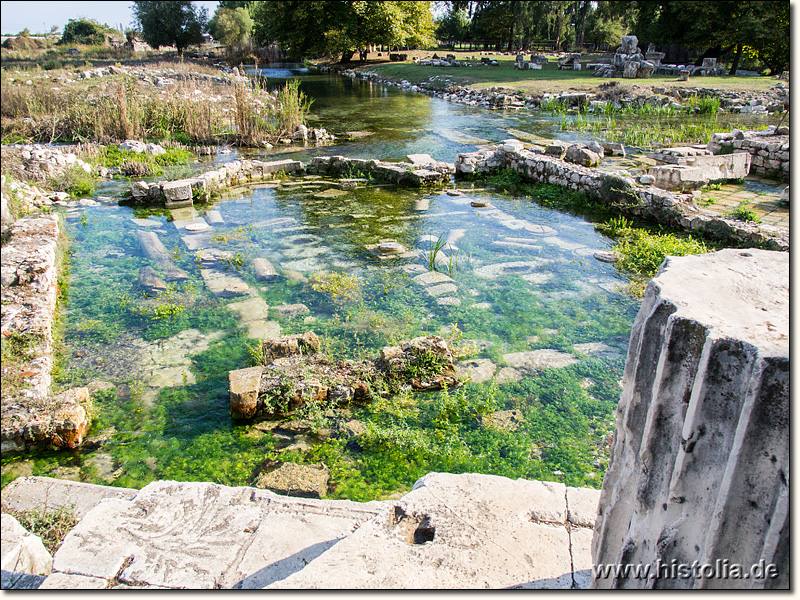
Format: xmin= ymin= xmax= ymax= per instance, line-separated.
xmin=233 ymin=78 xmax=312 ymax=145
xmin=1 ymin=74 xmax=312 ymax=147
xmin=557 ymin=111 xmax=734 ymax=149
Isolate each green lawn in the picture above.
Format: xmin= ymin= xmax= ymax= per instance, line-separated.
xmin=352 ymin=51 xmax=780 ymax=95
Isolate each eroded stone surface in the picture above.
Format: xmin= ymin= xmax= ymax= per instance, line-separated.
xmin=45 ymin=480 xmax=388 ymax=589
xmin=1 ymin=513 xmax=52 ymax=585
xmin=591 ymin=249 xmax=789 ymax=590
xmin=267 ymin=473 xmax=593 ymax=589
xmin=502 ymin=349 xmax=580 ymax=371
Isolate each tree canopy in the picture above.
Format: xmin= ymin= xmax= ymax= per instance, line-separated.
xmin=251 ymin=1 xmax=435 ymax=61
xmin=436 ymin=0 xmax=787 ymax=73
xmin=131 ymin=1 xmax=209 ymax=56
xmin=209 ymin=6 xmax=254 ymax=48
xmin=627 ymin=0 xmax=789 ymax=74
xmin=59 ymin=18 xmax=115 ymax=46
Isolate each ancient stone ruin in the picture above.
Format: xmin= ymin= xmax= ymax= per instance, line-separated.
xmin=593 ymin=36 xmax=655 ymax=79
xmin=591 ymin=249 xmax=788 ymax=589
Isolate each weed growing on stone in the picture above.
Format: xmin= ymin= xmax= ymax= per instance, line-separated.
xmin=726 ymin=200 xmax=761 ymax=223
xmin=4 ymin=505 xmax=79 ymax=554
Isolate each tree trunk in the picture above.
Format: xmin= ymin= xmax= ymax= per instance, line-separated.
xmin=729 ymin=43 xmax=742 ymax=76
xmin=340 ymin=49 xmax=356 ymax=63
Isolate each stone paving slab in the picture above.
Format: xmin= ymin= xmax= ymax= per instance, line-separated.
xmin=1 ymin=476 xmax=138 ymax=519
xmin=267 ymin=473 xmax=597 ymax=589
xmin=26 ymin=474 xmax=602 ymax=590
xmin=45 ymin=480 xmax=389 ymax=589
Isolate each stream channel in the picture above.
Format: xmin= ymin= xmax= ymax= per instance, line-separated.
xmin=3 ymin=66 xmax=735 ymax=500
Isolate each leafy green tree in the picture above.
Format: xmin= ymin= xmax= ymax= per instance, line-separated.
xmin=209 ymin=6 xmax=254 ymax=48
xmin=583 ymin=10 xmax=626 ymax=48
xmin=252 ymin=1 xmax=434 ymax=62
xmin=131 ymin=1 xmax=209 ymax=57
xmin=58 ymin=18 xmax=110 ymax=46
xmin=628 ymin=0 xmax=789 ymax=75
xmin=435 ymin=6 xmax=470 ymax=48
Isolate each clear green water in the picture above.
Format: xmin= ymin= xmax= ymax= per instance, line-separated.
xmin=2 ymin=71 xmax=644 ymax=499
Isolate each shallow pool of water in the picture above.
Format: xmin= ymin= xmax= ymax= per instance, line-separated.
xmin=1 ymin=172 xmax=641 ymax=498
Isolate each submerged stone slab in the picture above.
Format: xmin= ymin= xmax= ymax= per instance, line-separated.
xmin=252 ymin=257 xmax=279 ymax=281
xmin=592 ymin=249 xmax=789 ymax=589
xmin=455 ymin=358 xmax=496 ymax=383
xmin=502 ymin=349 xmax=580 ymax=371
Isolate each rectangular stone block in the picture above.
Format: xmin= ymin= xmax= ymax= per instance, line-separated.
xmin=648 ymin=152 xmax=750 ymax=191
xmin=161 ymin=180 xmax=193 ymax=202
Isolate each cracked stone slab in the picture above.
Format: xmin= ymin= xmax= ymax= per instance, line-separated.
xmin=46 ymin=480 xmax=389 ymax=589
xmin=566 ymin=487 xmax=601 ymax=529
xmin=267 ymin=473 xmax=586 ymax=589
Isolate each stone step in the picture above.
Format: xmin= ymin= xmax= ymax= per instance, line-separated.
xmin=266 ymin=473 xmax=599 ymax=589
xmin=20 ymin=474 xmax=600 ymax=590
xmin=39 ymin=480 xmax=391 ymax=589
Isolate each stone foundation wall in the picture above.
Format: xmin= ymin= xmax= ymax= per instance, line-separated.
xmin=0 ymin=213 xmax=92 ymax=453
xmin=131 ymin=155 xmax=452 ymax=207
xmin=130 ymin=158 xmax=305 ymax=207
xmin=590 ymin=249 xmax=789 ymax=589
xmin=454 ymin=145 xmax=788 ymax=251
xmin=306 ymin=155 xmax=454 ymax=185
xmin=708 ymin=129 xmax=789 ymax=181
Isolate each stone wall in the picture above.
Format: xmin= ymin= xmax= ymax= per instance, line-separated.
xmin=131 ymin=155 xmax=453 ymax=206
xmin=590 ymin=249 xmax=789 ymax=589
xmin=0 ymin=213 xmax=92 ymax=453
xmin=708 ymin=128 xmax=789 ymax=181
xmin=130 ymin=158 xmax=304 ymax=207
xmin=454 ymin=144 xmax=788 ymax=251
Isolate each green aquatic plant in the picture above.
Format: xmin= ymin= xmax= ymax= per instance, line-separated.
xmin=426 ymin=233 xmax=460 ymax=277
xmin=309 ymin=271 xmax=363 ymax=304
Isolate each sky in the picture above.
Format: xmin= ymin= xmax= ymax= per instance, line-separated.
xmin=1 ymin=1 xmax=221 ymax=35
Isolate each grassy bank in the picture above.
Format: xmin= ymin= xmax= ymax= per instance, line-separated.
xmin=1 ymin=60 xmax=309 ymax=147
xmin=351 ymin=51 xmax=780 ymax=95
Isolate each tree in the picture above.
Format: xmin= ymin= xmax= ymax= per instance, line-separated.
xmin=210 ymin=6 xmax=253 ymax=48
xmin=435 ymin=7 xmax=469 ymax=48
xmin=131 ymin=1 xmax=209 ymax=57
xmin=252 ymin=1 xmax=435 ymax=62
xmin=627 ymin=0 xmax=790 ymax=75
xmin=59 ymin=18 xmax=111 ymax=45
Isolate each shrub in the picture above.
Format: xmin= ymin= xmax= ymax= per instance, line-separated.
xmin=59 ymin=19 xmax=110 ymax=46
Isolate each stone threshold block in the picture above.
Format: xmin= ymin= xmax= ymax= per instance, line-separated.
xmin=647 ymin=152 xmax=751 ymax=191
xmin=268 ymin=473 xmax=600 ymax=589
xmin=42 ymin=480 xmax=390 ymax=589
xmin=591 ymin=249 xmax=788 ymax=590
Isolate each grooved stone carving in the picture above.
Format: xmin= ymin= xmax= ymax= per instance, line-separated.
xmin=591 ymin=249 xmax=788 ymax=589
